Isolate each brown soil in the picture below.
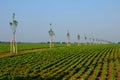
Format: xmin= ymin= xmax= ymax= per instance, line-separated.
xmin=69 ymin=70 xmax=78 ymax=80
xmin=118 ymin=49 xmax=120 ymax=63
xmin=107 ymin=61 xmax=112 ymax=80
xmin=88 ymin=55 xmax=105 ymax=80
xmin=107 ymin=50 xmax=112 ymax=80
xmin=115 ymin=63 xmax=120 ymax=80
xmin=114 ymin=49 xmax=120 ymax=80
xmin=87 ymin=67 xmax=96 ymax=80
xmin=97 ymin=51 xmax=108 ymax=80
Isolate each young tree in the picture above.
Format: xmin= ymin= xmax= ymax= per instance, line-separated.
xmin=89 ymin=37 xmax=92 ymax=45
xmin=77 ymin=34 xmax=80 ymax=46
xmin=67 ymin=30 xmax=70 ymax=46
xmin=95 ymin=38 xmax=98 ymax=45
xmin=48 ymin=23 xmax=55 ymax=48
xmin=9 ymin=13 xmax=18 ymax=54
xmin=84 ymin=35 xmax=87 ymax=45
xmin=92 ymin=36 xmax=95 ymax=44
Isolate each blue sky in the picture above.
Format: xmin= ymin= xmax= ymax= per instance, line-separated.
xmin=0 ymin=0 xmax=120 ymax=43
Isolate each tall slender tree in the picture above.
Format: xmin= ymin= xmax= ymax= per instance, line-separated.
xmin=89 ymin=37 xmax=92 ymax=45
xmin=92 ymin=36 xmax=95 ymax=44
xmin=9 ymin=13 xmax=18 ymax=54
xmin=48 ymin=23 xmax=55 ymax=48
xmin=77 ymin=34 xmax=80 ymax=46
xmin=67 ymin=30 xmax=70 ymax=46
xmin=96 ymin=38 xmax=98 ymax=44
xmin=84 ymin=35 xmax=87 ymax=45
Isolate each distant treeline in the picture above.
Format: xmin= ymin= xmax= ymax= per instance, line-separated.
xmin=0 ymin=41 xmax=67 ymax=44
xmin=118 ymin=42 xmax=120 ymax=44
xmin=0 ymin=41 xmax=118 ymax=44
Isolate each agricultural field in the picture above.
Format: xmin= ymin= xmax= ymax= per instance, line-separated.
xmin=0 ymin=43 xmax=65 ymax=53
xmin=0 ymin=44 xmax=120 ymax=80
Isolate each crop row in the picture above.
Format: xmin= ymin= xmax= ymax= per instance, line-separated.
xmin=0 ymin=44 xmax=120 ymax=80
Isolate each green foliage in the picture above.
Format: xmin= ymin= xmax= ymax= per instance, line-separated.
xmin=0 ymin=43 xmax=66 ymax=53
xmin=48 ymin=28 xmax=55 ymax=36
xmin=0 ymin=44 xmax=120 ymax=79
xmin=77 ymin=34 xmax=80 ymax=40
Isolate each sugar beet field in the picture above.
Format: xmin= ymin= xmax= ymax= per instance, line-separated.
xmin=0 ymin=44 xmax=120 ymax=80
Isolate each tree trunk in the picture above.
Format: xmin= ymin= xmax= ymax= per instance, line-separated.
xmin=50 ymin=37 xmax=52 ymax=48
xmin=78 ymin=40 xmax=80 ymax=46
xmin=50 ymin=36 xmax=54 ymax=48
xmin=67 ymin=38 xmax=70 ymax=46
xmin=51 ymin=36 xmax=54 ymax=48
xmin=10 ymin=34 xmax=17 ymax=54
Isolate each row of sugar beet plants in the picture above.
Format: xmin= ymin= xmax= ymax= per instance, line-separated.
xmin=71 ymin=46 xmax=110 ymax=80
xmin=45 ymin=45 xmax=107 ymax=80
xmin=41 ymin=46 xmax=84 ymax=71
xmin=110 ymin=48 xmax=117 ymax=80
xmin=63 ymin=49 xmax=98 ymax=80
xmin=81 ymin=47 xmax=107 ymax=80
xmin=42 ymin=44 xmax=109 ymax=79
xmin=41 ymin=46 xmax=87 ymax=79
xmin=69 ymin=50 xmax=97 ymax=80
xmin=71 ymin=46 xmax=105 ymax=80
xmin=34 ymin=46 xmax=93 ymax=79
xmin=0 ymin=46 xmax=85 ymax=79
xmin=116 ymin=48 xmax=120 ymax=71
xmin=0 ymin=44 xmax=119 ymax=79
xmin=91 ymin=48 xmax=111 ymax=80
xmin=100 ymin=47 xmax=117 ymax=80
xmin=101 ymin=47 xmax=113 ymax=80
xmin=54 ymin=48 xmax=94 ymax=80
xmin=0 ymin=47 xmax=70 ymax=79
